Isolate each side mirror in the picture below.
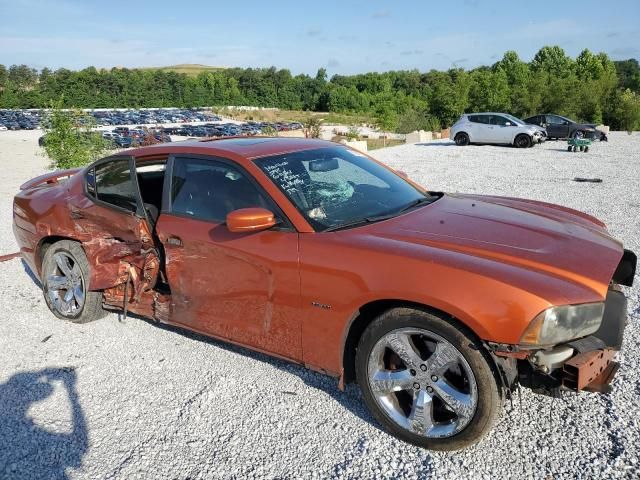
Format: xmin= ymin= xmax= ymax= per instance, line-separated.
xmin=505 ymin=122 xmax=512 ymax=126
xmin=227 ymin=208 xmax=277 ymax=233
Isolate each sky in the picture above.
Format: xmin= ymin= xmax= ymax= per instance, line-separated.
xmin=1 ymin=0 xmax=639 ymax=75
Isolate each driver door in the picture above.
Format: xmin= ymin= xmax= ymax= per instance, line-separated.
xmin=546 ymin=115 xmax=569 ymax=138
xmin=154 ymin=155 xmax=302 ymax=361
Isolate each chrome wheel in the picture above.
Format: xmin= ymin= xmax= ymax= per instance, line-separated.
xmin=367 ymin=327 xmax=478 ymax=438
xmin=45 ymin=251 xmax=85 ymax=317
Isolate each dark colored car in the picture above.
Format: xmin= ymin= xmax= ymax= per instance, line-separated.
xmin=12 ymin=138 xmax=635 ymax=450
xmin=524 ymin=114 xmax=608 ymax=141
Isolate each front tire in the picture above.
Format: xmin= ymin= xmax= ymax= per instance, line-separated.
xmin=454 ymin=132 xmax=470 ymax=146
xmin=42 ymin=240 xmax=107 ymax=323
xmin=514 ymin=134 xmax=531 ymax=148
xmin=355 ymin=308 xmax=502 ymax=450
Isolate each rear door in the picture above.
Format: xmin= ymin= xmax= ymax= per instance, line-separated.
xmin=154 ymin=155 xmax=302 ymax=360
xmin=73 ymin=156 xmax=159 ymax=291
xmin=467 ymin=115 xmax=489 ymax=142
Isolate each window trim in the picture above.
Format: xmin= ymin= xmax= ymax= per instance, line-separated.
xmin=83 ymin=155 xmax=145 ymax=217
xmin=163 ymin=154 xmax=295 ymax=231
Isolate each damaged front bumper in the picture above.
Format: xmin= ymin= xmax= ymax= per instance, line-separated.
xmin=562 ymin=348 xmax=619 ymax=393
xmin=493 ymin=285 xmax=629 ymax=397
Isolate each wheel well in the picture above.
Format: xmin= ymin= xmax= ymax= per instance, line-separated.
xmin=454 ymin=131 xmax=468 ymax=139
xmin=341 ymin=300 xmax=483 ymax=385
xmin=37 ymin=236 xmax=78 ymax=273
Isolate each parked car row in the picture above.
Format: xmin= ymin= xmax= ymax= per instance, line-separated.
xmin=450 ymin=111 xmax=608 ymax=148
xmin=91 ymin=109 xmax=221 ymax=126
xmin=0 ymin=110 xmax=40 ymax=130
xmin=162 ymin=121 xmax=302 ymax=138
xmin=1 ymin=108 xmax=222 ymax=131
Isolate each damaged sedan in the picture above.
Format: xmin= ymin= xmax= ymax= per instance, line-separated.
xmin=12 ymin=138 xmax=636 ymax=450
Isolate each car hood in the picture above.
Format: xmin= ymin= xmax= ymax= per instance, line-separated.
xmin=360 ymin=193 xmax=622 ymax=297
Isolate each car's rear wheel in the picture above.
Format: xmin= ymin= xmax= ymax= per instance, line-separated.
xmin=514 ymin=134 xmax=531 ymax=148
xmin=355 ymin=308 xmax=502 ymax=450
xmin=42 ymin=240 xmax=107 ymax=323
xmin=454 ymin=133 xmax=470 ymax=146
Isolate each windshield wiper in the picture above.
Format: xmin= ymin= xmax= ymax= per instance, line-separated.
xmin=323 ymin=218 xmax=375 ymax=232
xmin=396 ymin=196 xmax=435 ymax=214
xmin=323 ymin=196 xmax=438 ymax=232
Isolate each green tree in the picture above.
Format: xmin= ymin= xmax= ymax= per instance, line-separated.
xmin=303 ymin=116 xmax=322 ymax=138
xmin=615 ymin=89 xmax=640 ymax=132
xmin=531 ymin=46 xmax=574 ymax=77
xmin=42 ymin=98 xmax=109 ymax=169
xmin=375 ymin=102 xmax=398 ymax=146
xmin=468 ymin=68 xmax=511 ymax=112
xmin=0 ymin=64 xmax=7 ymax=89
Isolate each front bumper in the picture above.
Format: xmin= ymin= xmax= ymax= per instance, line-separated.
xmin=534 ymin=131 xmax=547 ymax=143
xmin=503 ymin=286 xmax=629 ymax=396
xmin=562 ymin=348 xmax=619 ymax=393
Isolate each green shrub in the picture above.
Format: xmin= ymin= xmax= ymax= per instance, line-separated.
xmin=42 ymin=98 xmax=108 ymax=169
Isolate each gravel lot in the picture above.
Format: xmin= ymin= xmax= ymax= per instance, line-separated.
xmin=1 ymin=131 xmax=639 ymax=479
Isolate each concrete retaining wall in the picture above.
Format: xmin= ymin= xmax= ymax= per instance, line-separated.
xmin=340 ymin=139 xmax=368 ymax=152
xmin=405 ymin=130 xmax=433 ymax=144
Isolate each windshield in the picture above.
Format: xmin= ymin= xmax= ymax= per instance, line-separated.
xmin=256 ymin=146 xmax=435 ymax=231
xmin=503 ymin=114 xmax=526 ymax=126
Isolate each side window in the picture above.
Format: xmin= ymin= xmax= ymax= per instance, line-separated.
xmin=489 ymin=115 xmax=508 ymax=126
xmin=86 ymin=167 xmax=96 ymax=197
xmin=469 ymin=115 xmax=488 ymax=124
xmin=546 ymin=115 xmax=563 ymax=125
xmin=170 ymin=157 xmax=271 ymax=222
xmin=94 ymin=159 xmax=139 ymax=213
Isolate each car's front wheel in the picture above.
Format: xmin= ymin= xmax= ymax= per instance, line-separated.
xmin=42 ymin=240 xmax=107 ymax=323
xmin=355 ymin=308 xmax=503 ymax=450
xmin=514 ymin=134 xmax=531 ymax=148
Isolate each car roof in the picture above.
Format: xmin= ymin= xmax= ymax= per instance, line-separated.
xmin=464 ymin=112 xmax=510 ymax=116
xmin=126 ymin=136 xmax=338 ymax=162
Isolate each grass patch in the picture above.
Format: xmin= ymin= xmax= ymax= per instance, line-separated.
xmin=366 ymin=139 xmax=405 ymax=150
xmin=218 ymin=108 xmax=375 ymax=126
xmin=331 ymin=135 xmax=406 ymax=150
xmin=140 ymin=64 xmax=226 ymax=76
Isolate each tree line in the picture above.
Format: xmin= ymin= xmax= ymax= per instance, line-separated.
xmin=1 ymin=46 xmax=640 ymax=131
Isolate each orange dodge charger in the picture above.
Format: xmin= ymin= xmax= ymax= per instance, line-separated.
xmin=13 ymin=137 xmax=636 ymax=450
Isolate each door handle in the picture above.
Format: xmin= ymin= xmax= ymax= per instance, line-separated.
xmin=166 ymin=236 xmax=183 ymax=247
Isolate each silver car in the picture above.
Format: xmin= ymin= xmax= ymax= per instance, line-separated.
xmin=450 ymin=113 xmax=546 ymax=148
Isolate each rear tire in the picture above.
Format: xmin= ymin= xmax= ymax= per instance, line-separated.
xmin=42 ymin=240 xmax=107 ymax=323
xmin=514 ymin=134 xmax=531 ymax=148
xmin=355 ymin=308 xmax=503 ymax=451
xmin=454 ymin=133 xmax=470 ymax=146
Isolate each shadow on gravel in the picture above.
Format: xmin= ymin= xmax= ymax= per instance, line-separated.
xmin=416 ymin=142 xmax=455 ymax=147
xmin=21 ymin=259 xmax=42 ymax=289
xmin=0 ymin=367 xmax=88 ymax=480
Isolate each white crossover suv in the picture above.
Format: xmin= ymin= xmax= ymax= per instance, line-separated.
xmin=450 ymin=113 xmax=546 ymax=148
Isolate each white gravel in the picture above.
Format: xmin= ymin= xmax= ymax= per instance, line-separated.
xmin=1 ymin=131 xmax=639 ymax=479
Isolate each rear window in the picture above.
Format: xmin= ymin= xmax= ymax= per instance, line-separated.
xmin=468 ymin=115 xmax=490 ymax=124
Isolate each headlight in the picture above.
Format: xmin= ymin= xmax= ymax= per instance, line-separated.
xmin=520 ymin=303 xmax=604 ymax=346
